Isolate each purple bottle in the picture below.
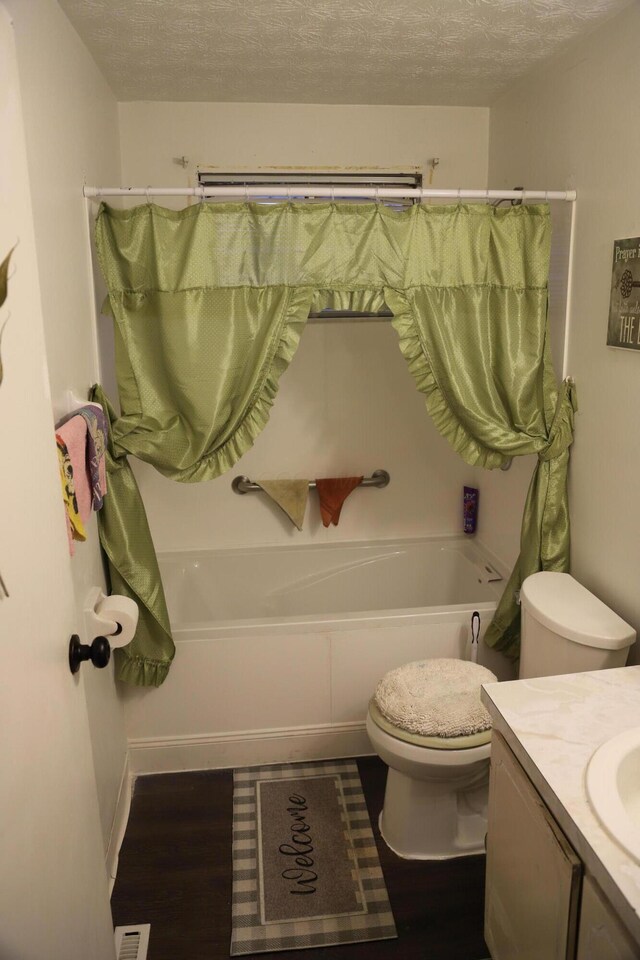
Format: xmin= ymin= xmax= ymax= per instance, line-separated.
xmin=463 ymin=487 xmax=479 ymax=534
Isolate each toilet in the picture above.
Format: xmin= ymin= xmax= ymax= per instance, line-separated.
xmin=366 ymin=571 xmax=636 ymax=860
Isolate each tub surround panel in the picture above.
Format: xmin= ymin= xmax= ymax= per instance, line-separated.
xmin=121 ymin=625 xmax=462 ymax=759
xmin=121 ymin=632 xmax=332 ymax=739
xmin=482 ymin=666 xmax=640 ymax=945
xmin=331 ymin=621 xmax=486 ymax=725
xmin=131 ymin=323 xmax=481 ymax=552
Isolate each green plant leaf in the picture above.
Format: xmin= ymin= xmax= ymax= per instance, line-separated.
xmin=0 ymin=247 xmax=13 ymax=387
xmin=0 ymin=248 xmax=12 ymax=309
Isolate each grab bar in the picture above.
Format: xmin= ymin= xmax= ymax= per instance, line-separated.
xmin=232 ymin=469 xmax=390 ymax=495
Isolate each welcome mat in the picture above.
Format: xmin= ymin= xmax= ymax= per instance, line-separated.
xmin=230 ymin=759 xmax=397 ymax=955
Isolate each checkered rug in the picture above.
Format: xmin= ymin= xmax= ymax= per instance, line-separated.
xmin=230 ymin=759 xmax=397 ymax=955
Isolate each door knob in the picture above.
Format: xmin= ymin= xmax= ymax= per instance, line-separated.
xmin=68 ymin=634 xmax=111 ymax=674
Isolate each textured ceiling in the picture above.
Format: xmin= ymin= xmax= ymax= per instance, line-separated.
xmin=59 ymin=0 xmax=631 ymax=105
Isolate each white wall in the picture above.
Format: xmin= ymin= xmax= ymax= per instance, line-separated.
xmin=118 ymin=102 xmax=488 ymax=187
xmin=489 ymin=4 xmax=640 ymax=659
xmin=116 ymin=102 xmax=490 ymax=552
xmin=0 ymin=7 xmax=115 ymax=955
xmin=6 ymin=0 xmax=128 ymax=855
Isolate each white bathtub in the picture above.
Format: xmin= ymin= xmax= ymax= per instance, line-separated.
xmin=122 ymin=536 xmax=514 ymax=774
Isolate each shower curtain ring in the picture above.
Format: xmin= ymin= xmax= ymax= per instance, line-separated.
xmin=331 ymin=186 xmax=335 ymax=204
xmin=244 ymin=183 xmax=249 ymax=203
xmin=145 ymin=185 xmax=152 ymax=205
xmin=457 ymin=187 xmax=461 ymax=202
xmin=375 ymin=186 xmax=380 ymax=204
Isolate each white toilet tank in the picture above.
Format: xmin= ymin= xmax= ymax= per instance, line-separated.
xmin=519 ymin=572 xmax=636 ymax=680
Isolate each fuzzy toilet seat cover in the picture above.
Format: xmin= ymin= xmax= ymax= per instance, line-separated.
xmin=374 ymin=658 xmax=497 ymax=738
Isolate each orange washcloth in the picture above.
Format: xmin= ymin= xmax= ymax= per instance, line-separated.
xmin=315 ymin=476 xmax=363 ymax=527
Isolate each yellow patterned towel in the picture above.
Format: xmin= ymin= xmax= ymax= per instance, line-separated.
xmin=256 ymin=480 xmax=310 ymax=531
xmin=56 ymin=433 xmax=86 ymax=551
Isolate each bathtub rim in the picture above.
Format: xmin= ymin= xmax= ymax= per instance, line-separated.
xmin=169 ymin=601 xmax=501 ymax=642
xmin=158 ymin=533 xmax=507 ymax=641
xmin=157 ymin=531 xmax=506 ymax=567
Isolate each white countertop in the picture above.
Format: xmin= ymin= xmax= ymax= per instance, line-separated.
xmin=481 ymin=665 xmax=640 ymax=944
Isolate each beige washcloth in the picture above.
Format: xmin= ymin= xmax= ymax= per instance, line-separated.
xmin=256 ymin=479 xmax=310 ymax=531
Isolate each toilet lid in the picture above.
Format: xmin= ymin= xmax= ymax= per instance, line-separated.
xmin=369 ymin=699 xmax=492 ymax=750
xmin=373 ymin=658 xmax=497 ymax=740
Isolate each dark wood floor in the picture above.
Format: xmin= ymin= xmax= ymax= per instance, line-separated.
xmin=111 ymin=757 xmax=490 ymax=960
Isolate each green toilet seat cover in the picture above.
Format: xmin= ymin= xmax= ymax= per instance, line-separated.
xmin=369 ymin=699 xmax=492 ymax=750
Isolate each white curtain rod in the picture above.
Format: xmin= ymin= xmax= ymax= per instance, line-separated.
xmin=83 ymin=185 xmax=576 ymax=202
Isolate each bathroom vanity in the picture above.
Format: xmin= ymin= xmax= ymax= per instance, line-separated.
xmin=482 ymin=666 xmax=640 ymax=959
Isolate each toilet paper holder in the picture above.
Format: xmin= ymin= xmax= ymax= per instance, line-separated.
xmin=69 ymin=587 xmax=139 ymax=675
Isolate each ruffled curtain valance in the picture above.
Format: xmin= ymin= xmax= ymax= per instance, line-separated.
xmin=94 ymin=200 xmax=574 ymax=685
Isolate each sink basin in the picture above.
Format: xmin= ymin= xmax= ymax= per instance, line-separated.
xmin=586 ymin=727 xmax=640 ymax=863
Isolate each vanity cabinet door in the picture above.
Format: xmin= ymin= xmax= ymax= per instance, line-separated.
xmin=485 ymin=731 xmax=582 ymax=960
xmin=576 ymin=875 xmax=638 ymax=959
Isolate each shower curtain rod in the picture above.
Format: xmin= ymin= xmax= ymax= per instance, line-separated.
xmin=83 ymin=185 xmax=577 ymax=202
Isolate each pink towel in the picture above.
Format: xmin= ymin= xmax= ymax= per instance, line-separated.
xmin=56 ymin=416 xmax=92 ymax=553
xmin=56 ymin=401 xmax=108 ymax=508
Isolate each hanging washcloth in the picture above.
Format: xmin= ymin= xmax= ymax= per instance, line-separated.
xmin=56 ymin=416 xmax=92 ymax=554
xmin=56 ymin=402 xmax=108 ymax=509
xmin=56 ymin=433 xmax=86 ymax=552
xmin=77 ymin=403 xmax=108 ymax=509
xmin=256 ymin=479 xmax=310 ymax=531
xmin=315 ymin=476 xmax=363 ymax=527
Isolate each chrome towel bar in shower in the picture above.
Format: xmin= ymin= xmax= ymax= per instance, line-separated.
xmin=232 ymin=469 xmax=390 ymax=495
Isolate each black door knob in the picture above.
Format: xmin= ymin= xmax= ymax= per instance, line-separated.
xmin=69 ymin=634 xmax=111 ymax=674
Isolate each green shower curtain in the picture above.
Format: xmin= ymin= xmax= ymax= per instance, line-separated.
xmin=95 ymin=200 xmax=574 ymax=685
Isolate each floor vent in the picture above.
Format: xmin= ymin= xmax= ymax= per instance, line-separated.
xmin=114 ymin=924 xmax=151 ymax=960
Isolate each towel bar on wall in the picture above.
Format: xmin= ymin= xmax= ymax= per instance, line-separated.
xmin=232 ymin=469 xmax=390 ymax=495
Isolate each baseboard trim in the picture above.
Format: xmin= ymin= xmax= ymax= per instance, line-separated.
xmin=106 ymin=753 xmax=133 ymax=895
xmin=128 ymin=721 xmax=372 ymax=775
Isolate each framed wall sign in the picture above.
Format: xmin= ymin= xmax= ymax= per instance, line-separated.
xmin=607 ymin=236 xmax=640 ymax=350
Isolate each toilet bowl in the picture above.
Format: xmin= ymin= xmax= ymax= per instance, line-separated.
xmin=367 ymin=572 xmax=636 ymax=861
xmin=366 ymin=700 xmax=491 ymax=859
xmin=366 ymin=658 xmax=495 ymax=860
